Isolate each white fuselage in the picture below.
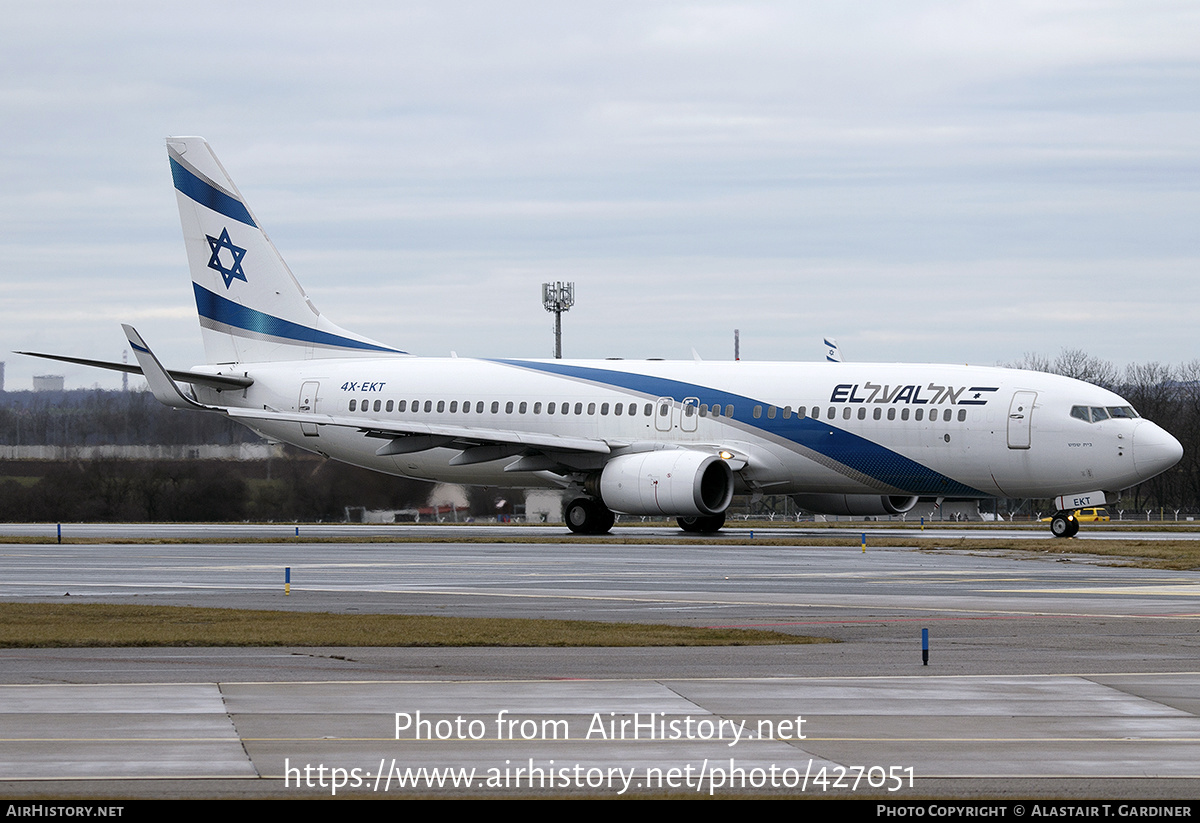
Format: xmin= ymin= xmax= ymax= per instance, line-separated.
xmin=192 ymin=356 xmax=1181 ymax=500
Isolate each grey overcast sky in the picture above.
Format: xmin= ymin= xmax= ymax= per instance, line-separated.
xmin=2 ymin=1 xmax=1198 ymax=389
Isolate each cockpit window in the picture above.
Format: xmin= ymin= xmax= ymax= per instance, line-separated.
xmin=1071 ymin=404 xmax=1140 ymax=423
xmin=1107 ymin=406 xmax=1138 ymax=419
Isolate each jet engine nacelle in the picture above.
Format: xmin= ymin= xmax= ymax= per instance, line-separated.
xmin=793 ymin=493 xmax=920 ymax=517
xmin=597 ymin=450 xmax=734 ymax=516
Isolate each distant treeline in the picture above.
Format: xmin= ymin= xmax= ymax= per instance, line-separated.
xmin=0 ymin=389 xmax=255 ymax=447
xmin=0 ymin=454 xmax=450 ymax=522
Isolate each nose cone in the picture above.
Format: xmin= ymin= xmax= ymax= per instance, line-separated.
xmin=1132 ymin=422 xmax=1184 ymax=482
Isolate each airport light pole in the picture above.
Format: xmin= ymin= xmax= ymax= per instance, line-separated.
xmin=542 ymin=281 xmax=575 ymax=359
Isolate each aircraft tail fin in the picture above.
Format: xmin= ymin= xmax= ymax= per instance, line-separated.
xmin=166 ymin=137 xmax=405 ymax=364
xmin=824 ymin=337 xmax=843 ymax=362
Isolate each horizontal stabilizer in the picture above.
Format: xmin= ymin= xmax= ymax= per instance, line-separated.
xmin=15 ymin=350 xmax=253 ymax=391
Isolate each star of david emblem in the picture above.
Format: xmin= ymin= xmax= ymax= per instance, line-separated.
xmin=205 ymin=227 xmax=248 ymax=288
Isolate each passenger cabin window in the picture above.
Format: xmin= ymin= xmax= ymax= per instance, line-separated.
xmin=349 ymin=399 xmax=356 ymax=411
xmin=397 ymin=400 xmax=407 ymax=412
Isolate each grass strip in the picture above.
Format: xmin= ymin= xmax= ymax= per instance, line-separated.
xmin=0 ymin=603 xmax=829 ymax=649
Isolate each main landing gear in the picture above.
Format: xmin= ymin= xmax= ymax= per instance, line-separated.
xmin=677 ymin=513 xmax=726 ymax=534
xmin=1050 ymin=511 xmax=1079 ymax=538
xmin=565 ymin=497 xmax=616 ymax=535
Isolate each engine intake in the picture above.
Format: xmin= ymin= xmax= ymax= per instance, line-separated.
xmin=597 ymin=451 xmax=734 ymax=516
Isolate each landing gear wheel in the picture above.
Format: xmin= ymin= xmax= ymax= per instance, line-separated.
xmin=677 ymin=513 xmax=726 ymax=534
xmin=593 ymin=506 xmax=615 ymax=534
xmin=1050 ymin=512 xmax=1079 ymax=538
xmin=565 ymin=498 xmax=615 ymax=535
xmin=565 ymin=498 xmax=592 ymax=534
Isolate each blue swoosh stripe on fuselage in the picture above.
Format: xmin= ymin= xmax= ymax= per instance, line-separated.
xmin=170 ymin=157 xmax=257 ymax=228
xmin=490 ymin=359 xmax=984 ymax=496
xmin=193 ymin=284 xmax=406 ymax=354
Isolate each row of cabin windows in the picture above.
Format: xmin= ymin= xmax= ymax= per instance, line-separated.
xmin=753 ymin=404 xmax=967 ymax=423
xmin=347 ymin=397 xmax=967 ymax=424
xmin=348 ymin=399 xmax=666 ymax=417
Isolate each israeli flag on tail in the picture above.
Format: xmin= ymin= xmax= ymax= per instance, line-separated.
xmin=167 ymin=137 xmax=405 ymax=365
xmin=824 ymin=337 xmax=842 ymax=362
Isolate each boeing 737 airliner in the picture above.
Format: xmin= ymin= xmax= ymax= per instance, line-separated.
xmin=21 ymin=138 xmax=1184 ymax=536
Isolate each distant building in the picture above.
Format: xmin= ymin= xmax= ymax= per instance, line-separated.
xmin=0 ymin=361 xmax=5 ymax=392
xmin=32 ymin=375 xmax=65 ymax=392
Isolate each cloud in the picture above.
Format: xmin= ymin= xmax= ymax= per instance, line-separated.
xmin=1 ymin=1 xmax=1197 ymax=389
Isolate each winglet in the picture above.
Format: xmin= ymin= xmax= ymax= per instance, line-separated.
xmin=121 ymin=324 xmax=206 ymax=410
